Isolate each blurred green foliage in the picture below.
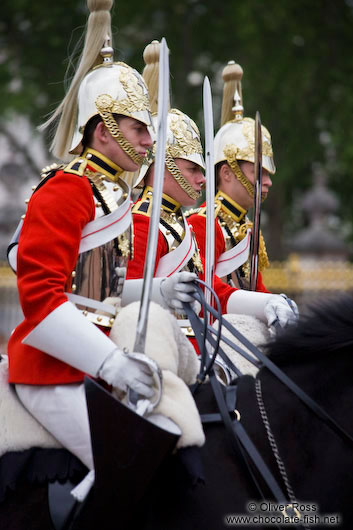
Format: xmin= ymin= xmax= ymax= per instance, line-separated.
xmin=1 ymin=0 xmax=353 ymax=258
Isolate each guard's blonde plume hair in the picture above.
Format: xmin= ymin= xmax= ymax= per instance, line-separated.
xmin=142 ymin=40 xmax=170 ymax=114
xmin=220 ymin=60 xmax=243 ymax=127
xmin=39 ymin=0 xmax=114 ymax=159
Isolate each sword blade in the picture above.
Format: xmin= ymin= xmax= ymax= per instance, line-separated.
xmin=249 ymin=111 xmax=262 ymax=291
xmin=134 ymin=38 xmax=169 ymax=352
xmin=203 ymin=76 xmax=215 ymax=324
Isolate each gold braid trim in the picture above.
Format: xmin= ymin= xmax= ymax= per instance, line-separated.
xmin=165 ymin=152 xmax=200 ymax=201
xmin=191 ymin=243 xmax=204 ymax=274
xmin=92 ymin=65 xmax=151 ymax=114
xmin=238 ymin=222 xmax=270 ymax=272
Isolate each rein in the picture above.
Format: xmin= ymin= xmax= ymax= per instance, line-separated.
xmin=185 ymin=282 xmax=353 ymax=448
xmin=183 ymin=281 xmax=353 ymax=527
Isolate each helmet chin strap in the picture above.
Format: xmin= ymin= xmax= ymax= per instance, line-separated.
xmin=225 ymin=155 xmax=254 ymax=199
xmin=225 ymin=155 xmax=267 ymax=204
xmin=165 ymin=152 xmax=201 ymax=201
xmin=98 ymin=109 xmax=145 ymax=168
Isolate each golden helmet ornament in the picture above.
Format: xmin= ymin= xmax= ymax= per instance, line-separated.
xmin=214 ymin=60 xmax=276 ymax=176
xmin=70 ymin=59 xmax=152 ymax=156
xmin=135 ymin=108 xmax=205 ymax=196
xmin=40 ymin=0 xmax=152 ymax=166
xmin=133 ymin=40 xmax=204 ymax=199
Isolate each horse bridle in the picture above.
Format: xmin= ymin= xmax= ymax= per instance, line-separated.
xmin=186 ymin=280 xmax=353 ymax=447
xmin=183 ymin=281 xmax=353 ymax=528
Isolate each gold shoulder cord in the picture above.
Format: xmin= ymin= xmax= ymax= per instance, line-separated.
xmin=239 ymin=222 xmax=270 ymax=273
xmin=218 ymin=213 xmax=269 ymax=274
xmin=85 ymin=170 xmax=120 ymax=212
xmin=185 ymin=207 xmax=202 ymax=217
xmin=191 ymin=240 xmax=204 ymax=274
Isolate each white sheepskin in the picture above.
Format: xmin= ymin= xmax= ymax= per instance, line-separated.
xmin=110 ymin=302 xmax=205 ymax=449
xmin=213 ymin=313 xmax=270 ymax=378
xmin=0 ymin=308 xmax=267 ymax=457
xmin=0 ymin=356 xmax=61 ymax=457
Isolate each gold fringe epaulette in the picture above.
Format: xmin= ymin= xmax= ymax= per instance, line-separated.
xmin=185 ymin=207 xmax=202 ymax=217
xmin=186 ymin=204 xmax=221 ymax=218
xmin=40 ymin=163 xmax=66 ymax=180
xmin=40 ymin=157 xmax=89 ymax=181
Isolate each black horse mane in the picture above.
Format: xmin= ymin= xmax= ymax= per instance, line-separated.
xmin=264 ymin=293 xmax=353 ymax=365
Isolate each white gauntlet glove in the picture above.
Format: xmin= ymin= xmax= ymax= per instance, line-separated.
xmin=264 ymin=293 xmax=299 ymax=330
xmin=121 ymin=274 xmax=197 ymax=312
xmin=160 ymin=272 xmax=198 ymax=311
xmin=98 ymin=349 xmax=155 ymax=398
xmin=23 ymin=301 xmax=156 ymax=399
xmin=227 ymin=289 xmax=299 ymax=333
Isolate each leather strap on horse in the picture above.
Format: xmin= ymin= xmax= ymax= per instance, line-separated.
xmin=184 ymin=291 xmax=293 ymax=511
xmin=184 ymin=283 xmax=353 ymax=448
xmin=209 ymin=370 xmax=293 ymax=506
xmin=183 ymin=294 xmax=309 ymax=528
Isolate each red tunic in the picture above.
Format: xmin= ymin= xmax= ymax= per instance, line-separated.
xmin=188 ymin=202 xmax=269 ymax=293
xmin=127 ymin=213 xmax=167 ymax=279
xmin=127 ymin=208 xmax=235 ymax=314
xmin=8 ymin=169 xmax=95 ymax=385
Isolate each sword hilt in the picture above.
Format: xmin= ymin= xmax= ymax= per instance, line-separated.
xmin=127 ymin=352 xmax=163 ymax=415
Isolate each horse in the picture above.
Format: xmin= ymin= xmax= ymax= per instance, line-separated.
xmin=1 ymin=294 xmax=353 ymax=530
xmin=123 ymin=293 xmax=353 ymax=530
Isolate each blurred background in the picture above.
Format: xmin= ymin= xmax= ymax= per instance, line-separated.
xmin=1 ymin=0 xmax=353 ymax=352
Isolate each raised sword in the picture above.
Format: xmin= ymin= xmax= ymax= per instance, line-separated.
xmin=249 ymin=111 xmax=262 ymax=291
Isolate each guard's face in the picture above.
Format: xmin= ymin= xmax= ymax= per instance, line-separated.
xmin=241 ymin=160 xmax=272 ymax=195
xmin=163 ymin=158 xmax=205 ymax=207
xmin=233 ymin=161 xmax=272 ymax=209
xmin=105 ymin=117 xmax=153 ymax=171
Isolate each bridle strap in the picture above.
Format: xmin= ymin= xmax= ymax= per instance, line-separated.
xmin=185 ymin=294 xmax=291 ymax=512
xmin=207 ymin=370 xmax=305 ymax=528
xmin=209 ymin=370 xmax=288 ymax=502
xmin=182 ymin=284 xmax=350 ymax=529
xmin=184 ymin=283 xmax=353 ymax=448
